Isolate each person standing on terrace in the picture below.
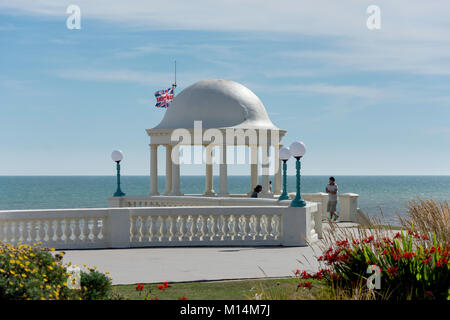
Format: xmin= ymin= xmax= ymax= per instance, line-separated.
xmin=326 ymin=177 xmax=339 ymax=221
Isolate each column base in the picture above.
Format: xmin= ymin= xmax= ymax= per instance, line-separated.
xmin=260 ymin=192 xmax=274 ymax=199
xmin=217 ymin=193 xmax=230 ymax=197
xmin=150 ymin=192 xmax=160 ymax=196
xmin=203 ymin=191 xmax=216 ymax=197
xmin=169 ymin=192 xmax=184 ymax=196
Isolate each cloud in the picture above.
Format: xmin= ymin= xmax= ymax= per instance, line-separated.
xmin=2 ymin=1 xmax=449 ymax=77
xmin=249 ymin=82 xmax=381 ymax=99
xmin=52 ymin=68 xmax=217 ymax=87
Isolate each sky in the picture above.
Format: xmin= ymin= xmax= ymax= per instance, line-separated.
xmin=0 ymin=0 xmax=449 ymax=176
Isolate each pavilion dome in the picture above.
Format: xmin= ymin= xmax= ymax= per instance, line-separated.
xmin=153 ymin=79 xmax=279 ymax=130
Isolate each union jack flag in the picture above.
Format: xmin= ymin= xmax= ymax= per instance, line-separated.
xmin=154 ymin=87 xmax=174 ymax=108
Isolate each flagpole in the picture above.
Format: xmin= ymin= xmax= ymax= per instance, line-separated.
xmin=172 ymin=60 xmax=177 ymax=91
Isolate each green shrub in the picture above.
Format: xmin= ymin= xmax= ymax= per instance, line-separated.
xmin=80 ymin=269 xmax=112 ymax=300
xmin=317 ymin=231 xmax=450 ymax=300
xmin=0 ymin=242 xmax=78 ymax=300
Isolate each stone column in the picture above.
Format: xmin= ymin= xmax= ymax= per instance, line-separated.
xmin=164 ymin=144 xmax=172 ymax=195
xmin=261 ymin=144 xmax=271 ymax=196
xmin=150 ymin=144 xmax=160 ymax=196
xmin=204 ymin=145 xmax=215 ymax=196
xmin=250 ymin=144 xmax=258 ymax=194
xmin=218 ymin=144 xmax=229 ymax=197
xmin=274 ymin=145 xmax=282 ymax=195
xmin=169 ymin=144 xmax=183 ymax=196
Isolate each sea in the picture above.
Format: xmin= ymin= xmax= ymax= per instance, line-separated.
xmin=0 ymin=176 xmax=449 ymax=225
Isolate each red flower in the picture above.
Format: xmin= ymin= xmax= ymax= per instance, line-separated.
xmin=164 ymin=281 xmax=171 ymax=288
xmin=403 ymin=252 xmax=414 ymax=260
xmin=392 ymin=253 xmax=401 ymax=261
xmin=422 ymin=234 xmax=429 ymax=240
xmin=387 ymin=266 xmax=399 ymax=277
xmin=425 ymin=291 xmax=433 ymax=297
xmin=295 ymin=269 xmax=301 ymax=275
xmin=136 ymin=283 xmax=144 ymax=291
xmin=157 ymin=284 xmax=164 ymax=290
xmin=297 ymin=282 xmax=312 ymax=290
xmin=300 ymin=271 xmax=312 ymax=279
xmin=180 ymin=296 xmax=188 ymax=300
xmin=394 ymin=232 xmax=401 ymax=239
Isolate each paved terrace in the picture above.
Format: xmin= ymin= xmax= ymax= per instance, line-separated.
xmin=62 ymin=222 xmax=358 ymax=285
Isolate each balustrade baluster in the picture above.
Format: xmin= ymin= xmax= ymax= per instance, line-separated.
xmin=0 ymin=221 xmax=4 ymax=243
xmin=223 ymin=215 xmax=232 ymax=241
xmin=254 ymin=215 xmax=263 ymax=241
xmin=150 ymin=216 xmax=159 ymax=242
xmin=166 ymin=216 xmax=174 ymax=242
xmin=199 ymin=216 xmax=206 ymax=241
xmin=9 ymin=221 xmax=17 ymax=244
xmin=265 ymin=215 xmax=273 ymax=240
xmin=191 ymin=216 xmax=201 ymax=241
xmin=161 ymin=216 xmax=169 ymax=242
xmin=185 ymin=216 xmax=193 ymax=241
xmin=143 ymin=217 xmax=151 ymax=242
xmin=181 ymin=216 xmax=190 ymax=242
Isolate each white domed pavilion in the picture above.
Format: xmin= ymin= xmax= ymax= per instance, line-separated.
xmin=146 ymin=79 xmax=286 ymax=197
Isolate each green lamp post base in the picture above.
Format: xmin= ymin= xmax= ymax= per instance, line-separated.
xmin=278 ymin=193 xmax=290 ymax=201
xmin=278 ymin=160 xmax=290 ymax=201
xmin=290 ymin=198 xmax=307 ymax=207
xmin=290 ymin=157 xmax=306 ymax=207
xmin=113 ymin=190 xmax=126 ymax=197
xmin=113 ymin=161 xmax=126 ymax=197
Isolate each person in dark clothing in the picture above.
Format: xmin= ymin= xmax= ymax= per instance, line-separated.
xmin=251 ymin=185 xmax=263 ymax=198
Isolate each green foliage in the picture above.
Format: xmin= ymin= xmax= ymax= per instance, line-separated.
xmin=319 ymin=231 xmax=450 ymax=300
xmin=80 ymin=269 xmax=112 ymax=300
xmin=0 ymin=242 xmax=78 ymax=300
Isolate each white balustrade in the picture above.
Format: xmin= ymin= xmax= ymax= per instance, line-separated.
xmin=0 ymin=203 xmax=319 ymax=249
xmin=0 ymin=209 xmax=108 ymax=249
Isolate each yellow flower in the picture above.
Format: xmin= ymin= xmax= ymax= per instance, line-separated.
xmin=46 ymin=285 xmax=51 ymax=289
xmin=40 ymin=297 xmax=45 ymax=300
xmin=105 ymin=270 xmax=110 ymax=274
xmin=48 ymin=266 xmax=54 ymax=271
xmin=21 ymin=273 xmax=27 ymax=278
xmin=0 ymin=269 xmax=6 ymax=273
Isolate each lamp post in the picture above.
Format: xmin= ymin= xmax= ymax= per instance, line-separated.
xmin=278 ymin=147 xmax=291 ymax=201
xmin=289 ymin=141 xmax=306 ymax=207
xmin=111 ymin=150 xmax=125 ymax=197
